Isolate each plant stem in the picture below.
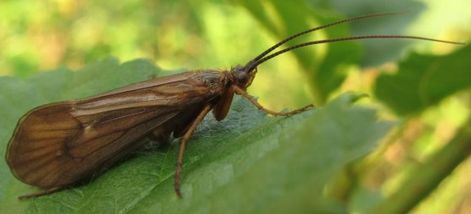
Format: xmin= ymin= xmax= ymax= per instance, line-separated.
xmin=369 ymin=117 xmax=471 ymax=214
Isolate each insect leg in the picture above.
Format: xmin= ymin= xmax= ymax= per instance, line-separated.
xmin=233 ymin=85 xmax=313 ymax=116
xmin=174 ymin=105 xmax=212 ymax=198
xmin=18 ymin=187 xmax=62 ymax=200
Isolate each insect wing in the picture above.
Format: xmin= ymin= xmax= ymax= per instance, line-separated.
xmin=6 ymin=71 xmax=222 ymax=189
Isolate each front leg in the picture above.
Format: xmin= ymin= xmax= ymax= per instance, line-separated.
xmin=232 ymin=85 xmax=314 ymax=116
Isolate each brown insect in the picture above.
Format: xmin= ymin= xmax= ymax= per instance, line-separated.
xmin=5 ymin=12 xmax=462 ymax=200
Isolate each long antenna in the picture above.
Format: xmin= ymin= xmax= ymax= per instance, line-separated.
xmin=247 ymin=35 xmax=463 ymax=70
xmin=244 ymin=12 xmax=405 ymax=68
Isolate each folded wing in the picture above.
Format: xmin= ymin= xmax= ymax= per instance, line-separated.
xmin=6 ymin=71 xmax=224 ymax=188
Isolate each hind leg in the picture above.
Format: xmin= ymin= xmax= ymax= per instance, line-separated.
xmin=18 ymin=187 xmax=62 ymax=200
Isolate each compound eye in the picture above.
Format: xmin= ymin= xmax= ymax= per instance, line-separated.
xmin=237 ymin=71 xmax=246 ymax=79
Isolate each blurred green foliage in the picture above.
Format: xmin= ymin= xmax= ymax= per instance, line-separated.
xmin=375 ymin=45 xmax=471 ymax=115
xmin=0 ymin=0 xmax=470 ymax=213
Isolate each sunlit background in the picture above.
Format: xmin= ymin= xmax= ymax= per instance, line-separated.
xmin=0 ymin=0 xmax=470 ymax=213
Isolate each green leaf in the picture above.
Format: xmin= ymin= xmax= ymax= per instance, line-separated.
xmin=374 ymin=44 xmax=471 ymax=116
xmin=0 ymin=59 xmax=393 ymax=213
